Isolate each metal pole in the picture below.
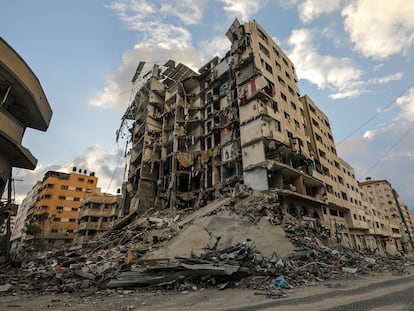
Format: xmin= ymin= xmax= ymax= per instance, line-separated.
xmin=5 ymin=169 xmax=12 ymax=261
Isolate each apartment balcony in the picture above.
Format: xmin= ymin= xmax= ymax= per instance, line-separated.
xmin=0 ymin=117 xmax=37 ymax=169
xmin=78 ymin=222 xmax=100 ymax=231
xmin=0 ymin=38 xmax=52 ymax=131
xmin=80 ymin=207 xmax=117 ymax=217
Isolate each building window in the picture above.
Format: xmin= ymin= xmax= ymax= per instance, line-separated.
xmin=273 ymin=47 xmax=280 ymax=58
xmin=288 ymin=86 xmax=295 ymax=95
xmin=74 ymin=197 xmax=80 ymax=202
xmin=315 ymin=133 xmax=323 ymax=143
xmin=61 ymin=185 xmax=68 ymax=190
xmin=76 ymin=187 xmax=82 ymax=192
xmin=259 ymin=42 xmax=270 ymax=57
xmin=57 ymin=206 xmax=63 ymax=212
xmin=54 ymin=217 xmax=61 ymax=222
xmin=280 ymin=92 xmax=287 ymax=102
xmin=272 ymin=100 xmax=278 ymax=112
xmin=265 ymin=62 xmax=273 ymax=74
xmin=71 ymin=207 xmax=78 ymax=211
xmin=69 ymin=218 xmax=76 ymax=222
xmin=282 ymin=57 xmax=288 ymax=66
xmin=88 ymin=179 xmax=94 ymax=184
xmin=278 ymin=76 xmax=286 ymax=86
xmin=290 ymin=101 xmax=297 ymax=110
xmin=275 ymin=61 xmax=281 ymax=70
xmin=257 ymin=28 xmax=268 ymax=43
xmin=46 ymin=184 xmax=54 ymax=189
xmin=58 ymin=195 xmax=66 ymax=200
xmin=274 ymin=120 xmax=281 ymax=132
xmin=51 ymin=229 xmax=58 ymax=233
xmin=294 ymin=119 xmax=300 ymax=128
xmin=329 ymin=209 xmax=338 ymax=216
xmin=78 ymin=177 xmax=85 ymax=182
xmin=285 ymin=71 xmax=291 ymax=80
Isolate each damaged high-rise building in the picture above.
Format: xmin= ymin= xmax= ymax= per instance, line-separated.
xmin=119 ymin=19 xmax=413 ymax=253
xmin=120 ymin=19 xmax=324 ymax=215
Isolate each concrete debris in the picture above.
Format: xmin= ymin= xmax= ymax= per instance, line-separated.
xmin=1 ymin=190 xmax=413 ymax=298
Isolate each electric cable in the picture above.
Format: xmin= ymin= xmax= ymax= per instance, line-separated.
xmin=360 ymin=125 xmax=414 ymax=178
xmin=337 ymin=82 xmax=414 ymax=146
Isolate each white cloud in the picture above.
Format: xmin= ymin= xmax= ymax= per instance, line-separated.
xmin=160 ymin=0 xmax=207 ymax=25
xmin=108 ymin=0 xmax=193 ymax=49
xmin=218 ymin=0 xmax=264 ymax=21
xmin=198 ymin=36 xmax=231 ymax=61
xmin=287 ymin=28 xmax=364 ymax=99
xmin=89 ymin=45 xmax=201 ymax=110
xmin=13 ymin=145 xmax=124 ymax=204
xmin=338 ymin=124 xmax=414 ymax=208
xmin=363 ymin=130 xmax=375 ymax=140
xmin=298 ymin=0 xmax=341 ymax=23
xmin=395 ymin=86 xmax=414 ymax=122
xmin=342 ymin=0 xmax=414 ymax=59
xmin=369 ymin=72 xmax=403 ymax=85
xmin=90 ymin=0 xmax=209 ymax=110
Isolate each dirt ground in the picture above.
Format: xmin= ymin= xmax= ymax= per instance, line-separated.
xmin=1 ymin=267 xmax=413 ymax=311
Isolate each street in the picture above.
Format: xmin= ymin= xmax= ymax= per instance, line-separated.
xmin=1 ymin=269 xmax=414 ymax=311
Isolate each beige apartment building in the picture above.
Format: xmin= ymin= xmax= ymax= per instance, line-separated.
xmin=119 ymin=19 xmax=413 ymax=253
xmin=75 ymin=193 xmax=121 ymax=246
xmin=358 ymin=178 xmax=412 ymax=253
xmin=10 ymin=181 xmax=42 ymax=251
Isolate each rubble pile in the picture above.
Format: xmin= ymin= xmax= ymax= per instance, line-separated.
xmin=1 ymin=189 xmax=412 ymax=297
xmin=280 ymin=216 xmax=409 ymax=287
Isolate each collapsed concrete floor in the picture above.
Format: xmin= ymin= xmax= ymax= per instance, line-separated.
xmin=1 ymin=189 xmax=413 ymax=297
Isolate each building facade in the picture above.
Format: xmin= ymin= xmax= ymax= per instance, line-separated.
xmin=74 ymin=193 xmax=121 ymax=246
xmin=358 ymin=178 xmax=408 ymax=253
xmin=0 ymin=38 xmax=52 ymax=255
xmin=10 ymin=181 xmax=42 ymax=251
xmin=24 ymin=168 xmax=98 ymax=249
xmin=119 ymin=19 xmax=413 ymax=253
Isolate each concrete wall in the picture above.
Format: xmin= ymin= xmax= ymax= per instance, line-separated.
xmin=243 ymin=167 xmax=268 ymax=190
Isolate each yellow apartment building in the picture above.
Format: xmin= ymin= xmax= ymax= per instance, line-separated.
xmin=25 ymin=168 xmax=98 ymax=249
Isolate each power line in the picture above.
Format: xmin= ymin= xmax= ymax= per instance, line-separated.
xmin=337 ymin=82 xmax=414 ymax=146
xmin=105 ymin=149 xmax=124 ymax=193
xmin=361 ymin=125 xmax=414 ymax=178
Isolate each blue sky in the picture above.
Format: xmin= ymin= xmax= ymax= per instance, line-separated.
xmin=1 ymin=0 xmax=414 ymax=209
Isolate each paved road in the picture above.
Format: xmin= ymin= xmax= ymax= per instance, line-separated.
xmin=224 ymin=274 xmax=414 ymax=311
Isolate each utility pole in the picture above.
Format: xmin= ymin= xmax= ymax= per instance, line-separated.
xmin=5 ymin=169 xmax=12 ymax=261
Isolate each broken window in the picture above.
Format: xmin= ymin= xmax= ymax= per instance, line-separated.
xmin=223 ymin=162 xmax=238 ymax=179
xmin=177 ymin=173 xmax=191 ymax=192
